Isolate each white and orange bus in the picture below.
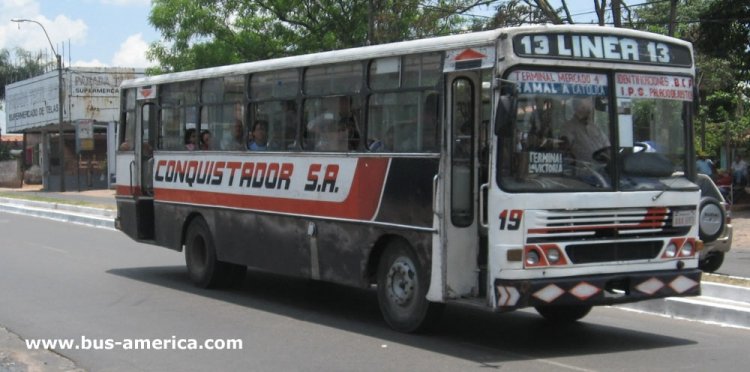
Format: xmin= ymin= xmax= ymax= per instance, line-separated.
xmin=115 ymin=25 xmax=703 ymax=332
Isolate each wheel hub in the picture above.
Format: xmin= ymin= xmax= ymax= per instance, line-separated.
xmin=386 ymin=258 xmax=416 ymax=306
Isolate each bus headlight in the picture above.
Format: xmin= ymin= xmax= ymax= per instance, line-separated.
xmin=665 ymin=242 xmax=678 ymax=258
xmin=681 ymin=241 xmax=694 ymax=257
xmin=546 ymin=248 xmax=561 ymax=264
xmin=526 ymin=250 xmax=540 ymax=266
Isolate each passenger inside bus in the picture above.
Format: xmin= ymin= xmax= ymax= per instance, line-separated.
xmin=304 ymin=96 xmax=362 ymax=152
xmin=246 ymin=130 xmax=254 ymax=149
xmin=184 ymin=128 xmax=198 ymax=151
xmin=560 ymin=97 xmax=610 ymax=162
xmin=283 ymin=100 xmax=299 ymax=149
xmin=368 ymin=126 xmax=393 ymax=152
xmin=338 ymin=96 xmax=360 ymax=150
xmin=223 ymin=119 xmax=246 ymax=151
xmin=313 ymin=116 xmax=347 ymax=151
xmin=247 ymin=120 xmax=269 ymax=151
xmin=119 ymin=139 xmax=132 ymax=151
xmin=199 ymin=130 xmax=212 ymax=150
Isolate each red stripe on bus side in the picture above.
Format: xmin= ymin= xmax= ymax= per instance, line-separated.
xmin=116 ymin=185 xmax=141 ymax=197
xmin=153 ymin=158 xmax=390 ymax=220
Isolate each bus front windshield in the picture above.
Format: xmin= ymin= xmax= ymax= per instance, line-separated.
xmin=500 ymin=69 xmax=694 ymax=192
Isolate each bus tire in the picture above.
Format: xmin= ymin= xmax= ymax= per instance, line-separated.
xmin=534 ymin=305 xmax=592 ymax=323
xmin=699 ymin=251 xmax=725 ymax=273
xmin=376 ymin=241 xmax=443 ymax=333
xmin=184 ymin=217 xmax=246 ymax=288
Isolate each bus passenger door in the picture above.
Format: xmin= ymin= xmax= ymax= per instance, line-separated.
xmin=443 ymin=73 xmax=482 ymax=298
xmin=134 ymin=102 xmax=156 ymax=240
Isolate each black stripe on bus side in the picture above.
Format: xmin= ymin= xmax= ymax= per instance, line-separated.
xmin=375 ymin=157 xmax=439 ymax=228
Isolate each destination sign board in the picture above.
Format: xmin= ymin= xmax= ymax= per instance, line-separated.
xmin=513 ymin=33 xmax=692 ymax=67
xmin=508 ymin=70 xmax=608 ymax=97
xmin=615 ymin=73 xmax=693 ymax=101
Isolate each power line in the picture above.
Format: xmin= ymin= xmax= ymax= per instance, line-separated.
xmin=567 ymin=0 xmax=674 ymax=18
xmin=460 ymin=0 xmax=749 ymax=25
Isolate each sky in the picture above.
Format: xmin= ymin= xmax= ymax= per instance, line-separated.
xmin=1 ymin=0 xmax=160 ymax=135
xmin=1 ymin=0 xmax=159 ymax=69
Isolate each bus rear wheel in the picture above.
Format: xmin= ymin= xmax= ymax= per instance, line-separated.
xmin=376 ymin=241 xmax=443 ymax=333
xmin=184 ymin=217 xmax=246 ymax=288
xmin=534 ymin=305 xmax=592 ymax=323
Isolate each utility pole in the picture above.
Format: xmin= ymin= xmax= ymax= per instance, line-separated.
xmin=11 ymin=18 xmax=66 ymax=191
xmin=668 ymin=0 xmax=678 ymax=36
xmin=612 ymin=0 xmax=622 ymax=28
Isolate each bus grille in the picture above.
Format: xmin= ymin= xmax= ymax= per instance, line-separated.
xmin=565 ymin=241 xmax=663 ymax=263
xmin=526 ymin=207 xmax=691 ymax=244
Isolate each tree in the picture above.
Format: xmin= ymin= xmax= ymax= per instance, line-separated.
xmin=472 ymin=0 xmax=554 ymax=29
xmin=695 ymin=0 xmax=750 ymax=82
xmin=1 ymin=48 xmax=52 ymax=101
xmin=501 ymin=0 xmax=620 ymax=26
xmin=693 ymin=0 xmax=750 ymax=156
xmin=147 ymin=0 xmax=490 ymax=73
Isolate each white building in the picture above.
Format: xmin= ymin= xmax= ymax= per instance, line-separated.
xmin=4 ymin=67 xmax=144 ymax=190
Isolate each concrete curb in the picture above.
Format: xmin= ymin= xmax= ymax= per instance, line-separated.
xmin=0 ymin=197 xmax=115 ymax=230
xmin=616 ymin=282 xmax=750 ymax=329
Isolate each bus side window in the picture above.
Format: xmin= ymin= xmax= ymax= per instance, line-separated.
xmin=119 ymin=88 xmax=136 ymax=151
xmin=118 ymin=115 xmax=134 ymax=151
xmin=253 ymin=100 xmax=299 ymax=151
xmin=367 ymin=91 xmax=438 ymax=153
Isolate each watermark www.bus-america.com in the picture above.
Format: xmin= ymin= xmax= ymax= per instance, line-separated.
xmin=25 ymin=335 xmax=243 ymax=351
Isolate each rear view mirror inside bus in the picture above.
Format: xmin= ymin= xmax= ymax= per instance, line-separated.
xmin=495 ymin=81 xmax=518 ymax=136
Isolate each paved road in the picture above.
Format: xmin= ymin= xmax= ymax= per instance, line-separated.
xmin=718 ymin=208 xmax=750 ymax=278
xmin=1 ymin=211 xmax=749 ymax=372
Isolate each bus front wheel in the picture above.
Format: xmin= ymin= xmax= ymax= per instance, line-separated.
xmin=184 ymin=217 xmax=246 ymax=288
xmin=376 ymin=241 xmax=443 ymax=333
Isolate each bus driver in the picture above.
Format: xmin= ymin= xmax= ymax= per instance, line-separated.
xmin=560 ymin=97 xmax=609 ymax=162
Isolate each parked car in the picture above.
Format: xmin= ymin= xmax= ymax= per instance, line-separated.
xmin=696 ymin=173 xmax=733 ymax=272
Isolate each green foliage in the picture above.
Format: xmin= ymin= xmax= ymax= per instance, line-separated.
xmin=693 ymin=0 xmax=750 ymax=157
xmin=695 ymin=0 xmax=750 ymax=81
xmin=1 ymin=48 xmax=52 ymax=100
xmin=629 ymin=0 xmax=707 ymax=38
xmin=696 ymin=90 xmax=749 ymax=156
xmin=471 ymin=0 xmax=553 ymax=29
xmin=147 ymin=0 xmax=488 ymax=72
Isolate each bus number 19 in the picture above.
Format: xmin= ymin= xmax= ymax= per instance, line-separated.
xmin=499 ymin=209 xmax=523 ymax=230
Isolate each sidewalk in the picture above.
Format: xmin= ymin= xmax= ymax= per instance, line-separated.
xmin=0 ymin=184 xmax=116 ymax=208
xmin=0 ymin=184 xmax=115 ymax=229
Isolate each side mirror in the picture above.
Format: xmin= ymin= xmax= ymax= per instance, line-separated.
xmin=494 ymin=81 xmax=518 ymax=136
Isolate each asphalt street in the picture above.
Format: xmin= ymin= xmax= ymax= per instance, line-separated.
xmin=718 ymin=208 xmax=750 ymax=278
xmin=1 ymin=213 xmax=750 ymax=372
xmin=1 ymin=186 xmax=749 ymax=371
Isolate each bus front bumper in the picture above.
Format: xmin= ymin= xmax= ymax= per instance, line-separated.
xmin=494 ymin=269 xmax=701 ymax=310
